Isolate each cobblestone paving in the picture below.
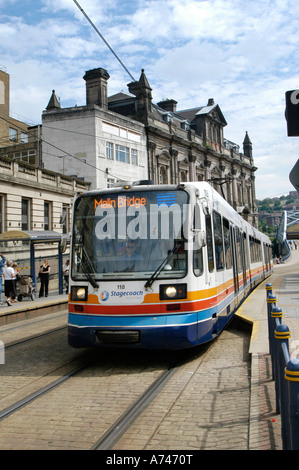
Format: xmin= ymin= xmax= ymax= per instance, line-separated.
xmin=115 ymin=325 xmax=252 ymax=450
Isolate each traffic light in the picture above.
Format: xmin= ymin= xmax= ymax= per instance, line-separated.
xmin=285 ymin=90 xmax=299 ymax=136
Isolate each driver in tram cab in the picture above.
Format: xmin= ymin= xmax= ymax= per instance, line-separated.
xmin=119 ymin=239 xmax=143 ymax=271
xmin=122 ymin=240 xmax=143 ymax=260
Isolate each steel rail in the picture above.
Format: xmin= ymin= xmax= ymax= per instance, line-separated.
xmin=5 ymin=326 xmax=67 ymax=349
xmin=0 ymin=362 xmax=90 ymax=422
xmin=91 ymin=364 xmax=179 ymax=450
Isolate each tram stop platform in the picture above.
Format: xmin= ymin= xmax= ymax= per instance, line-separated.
xmin=0 ymin=291 xmax=68 ymax=326
xmin=236 ymin=248 xmax=299 ymax=450
xmin=0 ymin=251 xmax=299 ymax=451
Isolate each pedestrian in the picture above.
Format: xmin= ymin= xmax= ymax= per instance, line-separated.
xmin=3 ymin=260 xmax=16 ymax=306
xmin=0 ymin=253 xmax=6 ymax=304
xmin=12 ymin=262 xmax=20 ymax=299
xmin=39 ymin=259 xmax=50 ymax=297
xmin=62 ymin=259 xmax=70 ymax=294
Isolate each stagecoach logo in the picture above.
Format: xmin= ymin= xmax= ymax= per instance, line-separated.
xmin=100 ymin=290 xmax=109 ymax=301
xmin=99 ymin=288 xmax=145 ymax=305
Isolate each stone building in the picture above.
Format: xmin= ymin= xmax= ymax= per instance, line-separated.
xmin=0 ymin=67 xmax=90 ymax=236
xmin=0 ymin=67 xmax=90 ymax=281
xmin=0 ymin=67 xmax=42 ymax=166
xmin=1 ymin=65 xmax=258 ymax=233
xmin=42 ymin=67 xmax=257 ymax=229
xmin=109 ymin=69 xmax=258 ymax=227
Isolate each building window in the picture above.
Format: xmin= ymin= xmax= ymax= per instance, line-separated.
xmin=237 ymin=185 xmax=242 ymax=206
xmin=61 ymin=205 xmax=70 ymax=234
xmin=107 ymin=178 xmax=116 ymax=188
xmin=44 ymin=202 xmax=52 ymax=231
xmin=159 ymin=166 xmax=168 ymax=184
xmin=9 ymin=127 xmax=17 ymax=142
xmin=247 ymin=186 xmax=251 ymax=209
xmin=115 ymin=145 xmax=129 ymax=163
xmin=106 ymin=142 xmax=114 ymax=160
xmin=20 ymin=132 xmax=28 ymax=143
xmin=131 ymin=149 xmax=138 ymax=165
xmin=21 ymin=198 xmax=31 ymax=231
xmin=0 ymin=195 xmax=4 ymax=233
xmin=180 ymin=170 xmax=187 ymax=182
xmin=14 ymin=149 xmax=36 ymax=165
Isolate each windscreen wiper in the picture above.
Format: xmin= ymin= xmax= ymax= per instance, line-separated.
xmin=76 ymin=246 xmax=99 ymax=289
xmin=144 ymin=243 xmax=180 ymax=289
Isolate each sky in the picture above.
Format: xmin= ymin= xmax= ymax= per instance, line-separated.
xmin=0 ymin=0 xmax=299 ymax=200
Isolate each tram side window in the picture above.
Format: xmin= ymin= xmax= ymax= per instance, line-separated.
xmin=223 ymin=217 xmax=232 ymax=269
xmin=206 ymin=215 xmax=214 ymax=272
xmin=244 ymin=233 xmax=249 ymax=270
xmin=236 ymin=228 xmax=243 ymax=274
xmin=250 ymin=236 xmax=255 ymax=263
xmin=257 ymin=241 xmax=262 ymax=262
xmin=213 ymin=211 xmax=224 ymax=271
xmin=193 ymin=205 xmax=203 ymax=277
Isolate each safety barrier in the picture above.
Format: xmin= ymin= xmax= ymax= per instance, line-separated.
xmin=266 ymin=283 xmax=299 ymax=450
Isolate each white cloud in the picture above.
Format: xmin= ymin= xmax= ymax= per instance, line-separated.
xmin=0 ymin=0 xmax=298 ymax=199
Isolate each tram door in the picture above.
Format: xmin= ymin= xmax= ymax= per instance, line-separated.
xmin=230 ymin=225 xmax=239 ymax=293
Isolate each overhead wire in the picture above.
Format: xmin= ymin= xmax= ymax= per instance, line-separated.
xmin=1 ymin=2 xmax=138 ymax=183
xmin=73 ymin=0 xmax=136 ymax=82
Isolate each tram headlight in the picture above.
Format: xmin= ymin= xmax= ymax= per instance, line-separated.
xmin=165 ymin=286 xmax=177 ymax=298
xmin=159 ymin=284 xmax=187 ymax=300
xmin=71 ymin=286 xmax=88 ymax=301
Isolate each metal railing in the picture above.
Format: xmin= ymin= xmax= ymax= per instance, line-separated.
xmin=266 ymin=283 xmax=299 ymax=450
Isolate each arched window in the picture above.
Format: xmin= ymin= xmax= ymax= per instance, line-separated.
xmin=180 ymin=170 xmax=187 ymax=182
xmin=159 ymin=166 xmax=168 ymax=184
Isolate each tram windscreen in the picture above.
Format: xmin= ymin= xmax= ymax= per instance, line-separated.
xmin=72 ymin=189 xmax=189 ymax=281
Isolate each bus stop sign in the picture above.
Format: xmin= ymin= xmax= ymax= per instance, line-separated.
xmin=285 ymin=90 xmax=299 ymax=136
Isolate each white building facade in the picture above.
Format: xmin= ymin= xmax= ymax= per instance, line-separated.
xmin=42 ymin=69 xmax=148 ymax=190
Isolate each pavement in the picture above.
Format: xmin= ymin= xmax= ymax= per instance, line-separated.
xmin=236 ymin=248 xmax=299 ymax=450
xmin=0 ymin=252 xmax=299 ymax=450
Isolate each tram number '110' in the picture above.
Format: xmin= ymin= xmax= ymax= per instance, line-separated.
xmin=106 ymin=454 xmax=193 ymax=466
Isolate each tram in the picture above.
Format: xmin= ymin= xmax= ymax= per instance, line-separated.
xmin=68 ymin=181 xmax=272 ymax=350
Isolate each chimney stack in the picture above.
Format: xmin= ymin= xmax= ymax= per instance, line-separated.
xmin=83 ymin=68 xmax=110 ymax=109
xmin=157 ymin=99 xmax=178 ymax=113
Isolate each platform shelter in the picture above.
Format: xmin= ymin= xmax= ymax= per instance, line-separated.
xmin=0 ymin=230 xmax=65 ymax=294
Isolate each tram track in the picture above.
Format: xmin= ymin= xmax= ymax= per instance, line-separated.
xmin=5 ymin=325 xmax=67 ymax=349
xmin=0 ymin=360 xmax=91 ymax=422
xmin=0 ymin=324 xmax=202 ymax=450
xmin=0 ymin=316 xmax=251 ymax=450
xmin=92 ymin=363 xmax=180 ymax=450
xmin=92 ymin=341 xmax=217 ymax=451
xmin=0 ymin=353 xmax=180 ymax=449
xmin=0 ymin=311 xmax=68 ymax=347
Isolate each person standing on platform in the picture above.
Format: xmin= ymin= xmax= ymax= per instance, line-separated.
xmin=0 ymin=254 xmax=7 ymax=304
xmin=12 ymin=262 xmax=19 ymax=299
xmin=3 ymin=260 xmax=16 ymax=306
xmin=39 ymin=260 xmax=50 ymax=297
xmin=62 ymin=259 xmax=70 ymax=295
